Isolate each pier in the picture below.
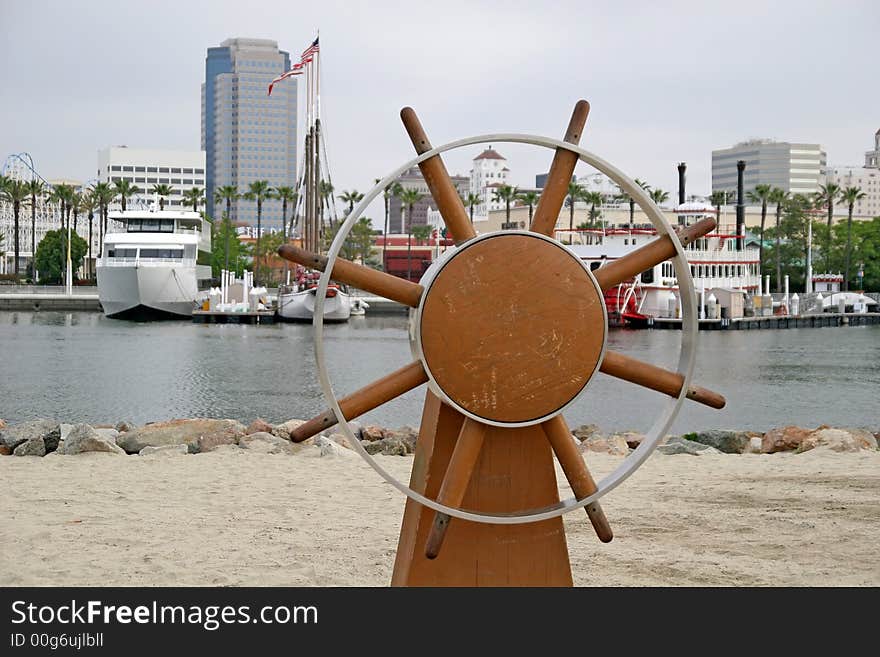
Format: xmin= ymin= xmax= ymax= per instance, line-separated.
xmin=645 ymin=312 xmax=880 ymax=330
xmin=192 ymin=310 xmax=277 ymax=324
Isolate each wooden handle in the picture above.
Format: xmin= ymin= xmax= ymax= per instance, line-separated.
xmin=424 ymin=418 xmax=487 ymax=559
xmin=600 ymin=350 xmax=726 ymax=409
xmin=542 ymin=415 xmax=613 ymax=543
xmin=400 ymin=107 xmax=476 ymax=245
xmin=593 ymin=217 xmax=716 ymax=291
xmin=278 ymin=245 xmax=424 ymax=308
xmin=289 ymin=361 xmax=429 ymax=442
xmin=530 ymin=100 xmax=590 ymax=235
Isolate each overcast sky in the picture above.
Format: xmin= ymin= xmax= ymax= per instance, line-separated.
xmin=1 ymin=0 xmax=877 ymax=224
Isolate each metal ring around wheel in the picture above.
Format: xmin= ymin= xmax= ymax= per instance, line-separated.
xmin=312 ymin=133 xmax=698 ymax=525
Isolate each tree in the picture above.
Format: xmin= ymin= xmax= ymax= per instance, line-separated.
xmin=839 ymin=186 xmax=866 ymax=291
xmin=747 ymin=184 xmax=773 ymax=277
xmin=273 ymin=186 xmax=297 ymax=240
xmin=337 ymin=189 xmax=364 ymax=217
xmin=49 ymin=183 xmax=73 ymax=232
xmin=320 ymin=216 xmax=376 ymax=266
xmin=768 ymin=188 xmax=789 ymax=291
xmin=398 ymin=187 xmax=422 ymax=281
xmin=516 ymin=190 xmax=540 ymax=225
xmin=1 ymin=179 xmax=30 ymax=279
xmin=252 ymin=230 xmax=285 ymax=285
xmin=182 ymin=187 xmax=205 ymax=213
xmin=377 ymin=179 xmax=402 ymax=271
xmin=829 ymin=217 xmax=880 ymax=291
xmin=70 ymin=191 xmax=82 ymax=232
xmin=319 ymin=180 xmax=335 ymax=229
xmin=762 ymin=194 xmax=814 ymax=291
xmin=493 ymin=184 xmax=519 ymax=229
xmin=79 ymin=192 xmax=97 ymax=278
xmin=210 ymin=217 xmax=249 ymax=278
xmin=709 ymin=190 xmax=736 ymax=225
xmin=411 ymin=224 xmax=433 ymax=243
xmin=243 ymin=180 xmax=272 ymax=284
xmin=566 ymin=182 xmax=584 ymax=235
xmin=649 ymin=188 xmax=670 ymax=206
xmin=113 ymin=179 xmax=140 ymax=212
xmin=34 ymin=228 xmax=88 ymax=284
xmin=464 ymin=192 xmax=482 ymax=224
xmin=25 ymin=179 xmax=45 ymax=275
xmin=150 ymin=183 xmax=174 ymax=211
xmin=581 ymin=191 xmax=604 ymax=227
xmin=814 ymin=183 xmax=841 ymax=271
xmin=90 ymin=182 xmax=115 ymax=257
xmin=214 ymin=185 xmax=239 ymax=272
xmin=616 ymin=179 xmax=650 ymax=229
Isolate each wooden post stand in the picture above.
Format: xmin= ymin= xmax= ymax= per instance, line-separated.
xmin=392 ymin=392 xmax=572 ymax=586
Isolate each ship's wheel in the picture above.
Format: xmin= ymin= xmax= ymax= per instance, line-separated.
xmin=278 ymin=101 xmax=725 ymax=586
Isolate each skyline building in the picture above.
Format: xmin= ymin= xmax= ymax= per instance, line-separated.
xmin=824 ymin=128 xmax=880 ymax=218
xmin=97 ymin=146 xmax=205 ymax=211
xmin=388 ymin=166 xmax=469 ymax=233
xmin=711 ymin=139 xmax=826 ymax=199
xmin=201 ymin=37 xmax=297 ymax=232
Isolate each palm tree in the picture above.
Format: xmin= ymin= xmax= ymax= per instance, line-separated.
xmin=768 ymin=188 xmax=789 ymax=291
xmin=337 ymin=189 xmax=364 ymax=218
xmin=1 ymin=179 xmax=30 ymax=279
xmin=617 ymin=179 xmax=651 ymax=229
xmin=581 ymin=191 xmax=604 ymax=227
xmin=376 ymin=180 xmax=402 ymax=272
xmin=24 ymin=179 xmax=45 ymax=273
xmin=398 ymin=187 xmax=422 ymax=281
xmin=79 ymin=192 xmax=97 ymax=278
xmin=150 ymin=183 xmax=174 ymax=211
xmin=69 ymin=191 xmax=83 ymax=232
xmin=649 ymin=188 xmax=670 ymax=206
xmin=464 ymin=192 xmax=482 ymax=224
xmin=90 ymin=182 xmax=115 ymax=257
xmin=566 ymin=182 xmax=585 ymax=235
xmin=243 ymin=180 xmax=272 ymax=283
xmin=839 ymin=186 xmax=866 ymax=291
xmin=319 ymin=180 xmax=335 ymax=229
xmin=709 ymin=190 xmax=735 ymax=224
xmin=214 ymin=185 xmax=239 ymax=272
xmin=814 ymin=183 xmax=841 ymax=271
xmin=182 ymin=187 xmax=205 ymax=213
xmin=113 ymin=179 xmax=140 ymax=212
xmin=747 ymin=184 xmax=773 ymax=273
xmin=493 ymin=184 xmax=519 ymax=229
xmin=273 ymin=186 xmax=297 ymax=241
xmin=516 ymin=190 xmax=541 ymax=225
xmin=49 ymin=184 xmax=72 ymax=232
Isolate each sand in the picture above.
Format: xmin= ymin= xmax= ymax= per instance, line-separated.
xmin=1 ymin=447 xmax=878 ymax=586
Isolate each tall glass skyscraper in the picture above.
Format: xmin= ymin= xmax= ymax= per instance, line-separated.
xmin=201 ymin=38 xmax=298 ymax=233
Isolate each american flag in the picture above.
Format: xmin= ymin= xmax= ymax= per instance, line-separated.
xmin=301 ymin=37 xmax=319 ymax=62
xmin=267 ymin=63 xmax=304 ymax=96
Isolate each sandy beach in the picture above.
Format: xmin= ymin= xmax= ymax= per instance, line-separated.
xmin=1 ymin=447 xmax=878 ymax=586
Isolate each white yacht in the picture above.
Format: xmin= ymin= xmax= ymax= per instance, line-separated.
xmin=96 ymin=209 xmax=213 ymax=320
xmin=277 ymin=280 xmax=352 ymax=322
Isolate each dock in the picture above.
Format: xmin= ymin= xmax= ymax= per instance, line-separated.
xmin=0 ymin=291 xmax=102 ymax=312
xmin=645 ymin=312 xmax=880 ymax=330
xmin=192 ymin=310 xmax=277 ymax=324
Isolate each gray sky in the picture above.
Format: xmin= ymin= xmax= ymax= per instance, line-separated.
xmin=1 ymin=0 xmax=877 ymax=224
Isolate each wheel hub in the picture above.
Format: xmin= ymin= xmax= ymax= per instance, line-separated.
xmin=416 ymin=232 xmax=607 ymax=425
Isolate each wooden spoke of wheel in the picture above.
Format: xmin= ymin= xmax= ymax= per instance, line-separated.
xmin=541 ymin=415 xmax=613 ymax=543
xmin=593 ymin=217 xmax=717 ymax=291
xmin=424 ymin=418 xmax=487 ymax=559
xmin=277 ymin=244 xmax=424 ymax=308
xmin=289 ymin=361 xmax=429 ymax=442
xmin=400 ymin=107 xmax=476 ymax=245
xmin=600 ymin=350 xmax=726 ymax=409
xmin=529 ymin=100 xmax=591 ymax=236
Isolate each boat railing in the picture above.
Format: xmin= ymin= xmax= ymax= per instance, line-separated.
xmin=685 ymin=249 xmax=758 ymax=263
xmin=100 ymin=256 xmax=192 ymax=267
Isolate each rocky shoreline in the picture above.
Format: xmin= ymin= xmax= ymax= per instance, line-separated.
xmin=1 ymin=416 xmax=877 ymax=459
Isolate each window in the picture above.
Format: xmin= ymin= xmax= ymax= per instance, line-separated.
xmin=135 ymin=177 xmax=145 ymax=183
xmin=182 ymin=179 xmax=193 ymax=185
xmin=108 ymin=248 xmax=136 ymax=258
xmin=159 ymin=167 xmax=169 ymax=173
xmin=147 ymin=166 xmax=157 ymax=173
xmin=139 ymin=248 xmax=183 ymax=259
xmin=640 ymin=267 xmax=654 ymax=284
xmin=123 ymin=166 xmax=133 ymax=172
xmin=171 ymin=168 xmax=181 ymax=174
xmin=147 ymin=177 xmax=157 ymax=184
xmin=135 ymin=166 xmax=145 ymax=172
xmin=171 ymin=178 xmax=181 ymax=184
xmin=590 ymin=261 xmax=601 ymax=271
xmin=183 ymin=168 xmax=194 ymax=174
xmin=159 ymin=178 xmax=169 ymax=184
xmin=111 ymin=165 xmax=122 ymax=171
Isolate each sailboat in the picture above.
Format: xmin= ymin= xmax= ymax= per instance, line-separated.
xmin=273 ymin=36 xmax=351 ymax=322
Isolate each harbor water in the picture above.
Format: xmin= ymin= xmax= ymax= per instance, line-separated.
xmin=1 ymin=311 xmax=878 ymax=434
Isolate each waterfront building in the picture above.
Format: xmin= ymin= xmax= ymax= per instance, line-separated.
xmin=865 ymin=129 xmax=880 ymax=168
xmin=201 ymin=37 xmax=297 ymax=232
xmin=389 ymin=166 xmax=469 ymax=233
xmin=97 ymin=147 xmax=205 ymax=212
xmin=469 ymin=147 xmax=510 ymax=217
xmin=824 ymin=130 xmax=880 ymax=218
xmin=712 ymin=139 xmax=826 ymax=198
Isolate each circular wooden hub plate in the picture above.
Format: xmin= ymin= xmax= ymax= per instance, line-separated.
xmin=417 ymin=232 xmax=607 ymax=425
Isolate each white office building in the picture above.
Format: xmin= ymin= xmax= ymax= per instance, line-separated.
xmin=97 ymin=147 xmax=206 ymax=212
xmin=469 ymin=147 xmax=511 ymax=217
xmin=712 ymin=139 xmax=826 ymax=198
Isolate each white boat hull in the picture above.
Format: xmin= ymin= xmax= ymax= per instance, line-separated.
xmin=97 ymin=264 xmax=199 ymax=319
xmin=277 ymin=289 xmax=351 ymax=322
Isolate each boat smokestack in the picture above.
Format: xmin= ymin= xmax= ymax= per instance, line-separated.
xmin=736 ymin=160 xmax=746 ymax=251
xmin=677 ymin=162 xmax=686 ymax=205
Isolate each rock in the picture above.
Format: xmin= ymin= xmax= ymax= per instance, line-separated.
xmin=58 ymin=424 xmax=125 ymax=455
xmin=0 ymin=419 xmax=57 ymax=450
xmin=657 ymin=436 xmax=721 ymax=456
xmin=579 ymin=435 xmax=629 ymax=456
xmin=324 ymin=420 xmax=362 ymax=441
xmin=274 ymin=418 xmax=306 ymax=440
xmin=246 ymin=418 xmax=274 ymax=435
xmin=115 ymin=420 xmax=135 ymax=433
xmin=239 ymin=432 xmax=296 ymax=454
xmin=0 ymin=419 xmax=6 ymax=430
xmin=13 ymin=437 xmax=46 ymax=456
xmin=799 ymin=428 xmax=878 ymax=454
xmin=572 ymin=424 xmax=603 ymax=441
xmin=0 ymin=445 xmax=11 ymax=456
xmin=682 ymin=430 xmax=751 ymax=454
xmin=139 ymin=444 xmax=189 ymax=456
xmin=115 ymin=418 xmax=247 ymax=454
xmin=315 ymin=435 xmax=345 ymax=457
xmin=385 ymin=426 xmax=418 ymax=453
xmin=200 ymin=444 xmax=244 ymax=455
xmin=744 ymin=436 xmax=764 ymax=454
xmin=328 ymin=433 xmax=355 ymax=450
xmin=762 ymin=426 xmax=812 ymax=454
xmin=362 ymin=439 xmax=385 ymax=455
xmin=613 ymin=431 xmax=645 ymax=450
xmin=42 ymin=425 xmax=62 ymax=453
xmin=95 ymin=428 xmax=120 ymax=443
xmin=361 ymin=425 xmax=386 ymax=442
